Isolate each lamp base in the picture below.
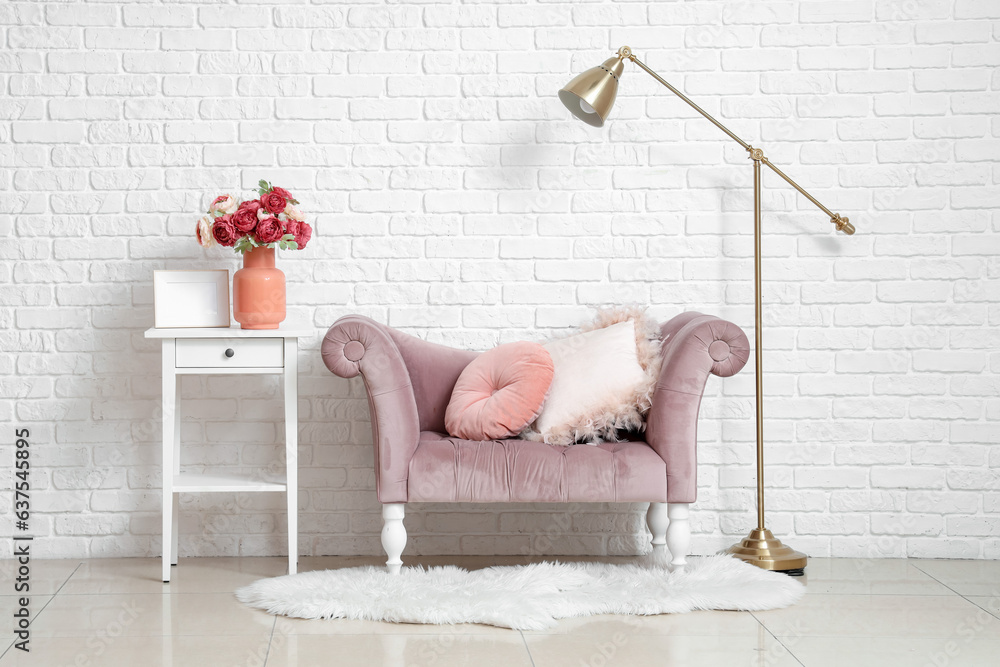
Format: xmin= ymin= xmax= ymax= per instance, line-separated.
xmin=728 ymin=528 xmax=807 ymax=574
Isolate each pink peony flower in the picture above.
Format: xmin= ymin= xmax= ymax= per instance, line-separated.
xmin=296 ymin=222 xmax=312 ymax=249
xmin=255 ymin=216 xmax=284 ymax=244
xmin=212 ymin=215 xmax=238 ymax=247
xmin=240 ymin=198 xmax=263 ymax=215
xmin=285 ymin=220 xmax=312 ymax=250
xmin=196 ymin=215 xmax=217 ymax=248
xmin=260 ymin=192 xmax=287 ymax=215
xmin=232 ymin=202 xmax=260 ymax=234
xmin=210 ymin=194 xmax=238 ymax=215
xmin=270 ymin=186 xmax=294 ymax=202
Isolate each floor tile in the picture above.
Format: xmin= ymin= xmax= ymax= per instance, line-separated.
xmin=755 ymin=594 xmax=1000 ymax=639
xmin=264 ymin=633 xmax=534 ymax=667
xmin=522 ymin=610 xmax=763 ymax=637
xmin=0 ymin=594 xmax=53 ymax=646
xmin=911 ymin=559 xmax=1000 ymax=596
xmin=462 ymin=554 xmax=642 ymax=568
xmin=783 ymin=636 xmax=1000 ymax=667
xmin=297 ymin=555 xmax=384 ymax=572
xmin=59 ymin=557 xmax=288 ymax=595
xmin=0 ymin=560 xmax=80 ymax=596
xmin=26 ymin=592 xmax=274 ymax=638
xmin=802 ymin=558 xmax=954 ymax=595
xmin=967 ymin=596 xmax=1000 ymax=619
xmin=297 ymin=554 xmax=638 ymax=573
xmin=525 ymin=627 xmax=802 ymax=667
xmin=4 ymin=555 xmax=998 ymax=667
xmin=0 ymin=634 xmax=270 ymax=667
xmin=273 ymin=615 xmax=513 ymax=637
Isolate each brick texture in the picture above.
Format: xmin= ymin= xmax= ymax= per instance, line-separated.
xmin=2 ymin=0 xmax=999 ymax=561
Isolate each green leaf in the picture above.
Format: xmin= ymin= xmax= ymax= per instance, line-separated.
xmin=234 ymin=234 xmax=263 ymax=255
xmin=275 ymin=233 xmax=299 ymax=251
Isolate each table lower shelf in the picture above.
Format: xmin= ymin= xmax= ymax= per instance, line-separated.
xmin=171 ymin=472 xmax=287 ymax=493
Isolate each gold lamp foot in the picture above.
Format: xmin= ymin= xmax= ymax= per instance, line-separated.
xmin=728 ymin=528 xmax=807 ymax=575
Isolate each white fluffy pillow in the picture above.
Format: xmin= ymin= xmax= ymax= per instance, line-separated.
xmin=523 ymin=308 xmax=662 ymax=445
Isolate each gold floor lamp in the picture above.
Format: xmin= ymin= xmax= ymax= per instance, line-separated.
xmin=559 ymin=46 xmax=856 ymax=574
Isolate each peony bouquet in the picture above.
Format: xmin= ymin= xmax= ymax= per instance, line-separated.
xmin=196 ymin=181 xmax=312 ymax=254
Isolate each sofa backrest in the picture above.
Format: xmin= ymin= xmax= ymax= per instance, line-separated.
xmin=385 ymin=328 xmax=478 ymax=434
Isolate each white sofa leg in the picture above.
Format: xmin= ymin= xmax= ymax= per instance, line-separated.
xmin=381 ymin=503 xmax=406 ymax=575
xmin=646 ymin=502 xmax=667 ymax=549
xmin=666 ymin=503 xmax=690 ymax=571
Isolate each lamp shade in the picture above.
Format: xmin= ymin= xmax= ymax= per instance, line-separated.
xmin=558 ymin=56 xmax=625 ymax=127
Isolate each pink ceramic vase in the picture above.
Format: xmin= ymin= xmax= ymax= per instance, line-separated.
xmin=233 ymin=246 xmax=286 ymax=330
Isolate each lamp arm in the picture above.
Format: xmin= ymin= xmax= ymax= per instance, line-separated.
xmin=628 ymin=51 xmax=855 ymax=235
xmin=757 ymin=157 xmax=854 ymax=234
xmin=630 ymin=55 xmax=752 ymax=151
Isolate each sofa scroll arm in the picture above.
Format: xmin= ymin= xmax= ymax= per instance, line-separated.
xmin=645 ymin=313 xmax=750 ymax=504
xmin=321 ymin=315 xmax=421 ymax=504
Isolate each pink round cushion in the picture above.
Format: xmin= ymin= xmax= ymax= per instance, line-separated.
xmin=445 ymin=341 xmax=555 ymax=441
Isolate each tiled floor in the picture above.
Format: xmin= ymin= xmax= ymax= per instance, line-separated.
xmin=1 ymin=555 xmax=998 ymax=666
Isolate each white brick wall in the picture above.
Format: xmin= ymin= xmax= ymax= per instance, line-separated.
xmin=2 ymin=0 xmax=998 ymax=561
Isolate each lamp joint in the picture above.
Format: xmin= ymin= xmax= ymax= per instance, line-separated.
xmin=746 ymin=146 xmax=765 ymax=161
xmin=832 ymin=214 xmax=855 ymax=235
xmin=616 ymin=45 xmax=635 ymax=61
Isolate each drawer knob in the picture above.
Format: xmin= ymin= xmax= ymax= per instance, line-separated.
xmin=225 ymin=348 xmax=235 ymax=358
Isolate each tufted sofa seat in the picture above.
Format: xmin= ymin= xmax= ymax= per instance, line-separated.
xmin=322 ymin=312 xmax=749 ymax=573
xmin=409 ymin=433 xmax=667 ymax=503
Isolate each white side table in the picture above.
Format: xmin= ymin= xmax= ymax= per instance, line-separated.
xmin=145 ymin=326 xmax=310 ymax=582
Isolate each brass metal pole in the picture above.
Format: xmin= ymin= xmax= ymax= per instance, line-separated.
xmin=753 ymin=159 xmax=765 ymax=532
xmin=727 ymin=158 xmax=807 ymax=574
xmin=630 ymin=56 xmax=751 ymax=152
xmin=760 ymin=158 xmax=833 ymax=218
xmin=623 ymin=48 xmax=813 ymax=573
xmin=629 ymin=52 xmax=855 ymax=237
xmin=761 ymin=158 xmax=856 ymax=235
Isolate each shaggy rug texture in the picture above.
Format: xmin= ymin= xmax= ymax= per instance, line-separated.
xmin=235 ymin=554 xmax=805 ymax=630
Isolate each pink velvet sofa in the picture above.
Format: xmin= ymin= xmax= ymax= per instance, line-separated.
xmin=321 ymin=312 xmax=750 ymax=573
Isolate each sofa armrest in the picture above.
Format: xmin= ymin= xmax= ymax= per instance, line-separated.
xmin=321 ymin=315 xmax=420 ymax=504
xmin=645 ymin=313 xmax=750 ymax=504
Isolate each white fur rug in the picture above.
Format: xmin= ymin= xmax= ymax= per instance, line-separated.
xmin=235 ymin=554 xmax=805 ymax=630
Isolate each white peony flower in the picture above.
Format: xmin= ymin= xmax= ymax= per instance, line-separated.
xmin=209 ymin=194 xmax=238 ymax=215
xmin=196 ymin=215 xmax=217 ymax=248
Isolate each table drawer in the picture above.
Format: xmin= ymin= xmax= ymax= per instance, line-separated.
xmin=175 ymin=338 xmax=283 ymax=369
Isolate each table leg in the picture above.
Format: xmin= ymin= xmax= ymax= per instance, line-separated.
xmin=284 ymin=338 xmax=298 ymax=575
xmin=161 ymin=340 xmax=176 ymax=583
xmin=172 ymin=393 xmax=180 ymax=566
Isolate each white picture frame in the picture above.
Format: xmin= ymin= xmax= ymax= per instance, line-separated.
xmin=153 ymin=270 xmax=230 ymax=328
